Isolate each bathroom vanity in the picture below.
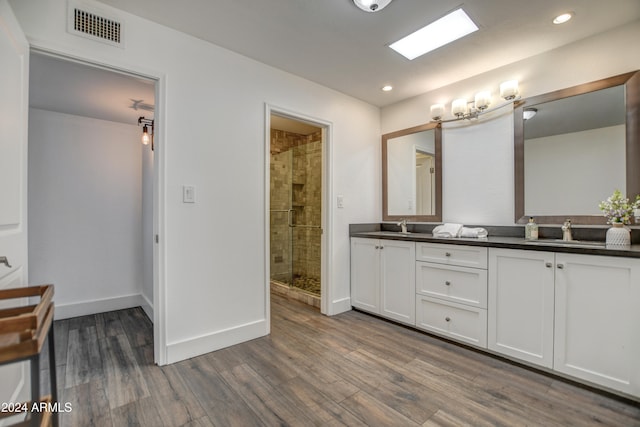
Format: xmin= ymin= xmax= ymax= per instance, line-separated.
xmin=350 ymin=228 xmax=640 ymax=400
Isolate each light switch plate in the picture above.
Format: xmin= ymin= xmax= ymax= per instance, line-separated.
xmin=337 ymin=195 xmax=344 ymax=208
xmin=183 ymin=185 xmax=195 ymax=203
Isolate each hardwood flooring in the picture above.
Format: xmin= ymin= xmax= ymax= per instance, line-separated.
xmin=41 ymin=294 xmax=640 ymax=426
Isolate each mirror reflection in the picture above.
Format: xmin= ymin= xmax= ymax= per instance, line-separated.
xmin=514 ymin=70 xmax=640 ymax=224
xmin=524 ymin=85 xmax=626 ymax=216
xmin=383 ymin=123 xmax=442 ymax=222
xmin=387 ymin=129 xmax=436 ymax=216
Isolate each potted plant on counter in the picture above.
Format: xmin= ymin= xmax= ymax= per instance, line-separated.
xmin=598 ymin=189 xmax=640 ymax=246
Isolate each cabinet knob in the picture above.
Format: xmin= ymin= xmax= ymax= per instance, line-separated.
xmin=445 ymin=252 xmax=451 ymax=257
xmin=545 ymin=262 xmax=552 ymax=268
xmin=445 ymin=281 xmax=451 ymax=286
xmin=445 ymin=317 xmax=451 ymax=322
xmin=375 ymin=245 xmax=379 ymax=249
xmin=380 ymin=246 xmax=384 ymax=249
xmin=557 ymin=264 xmax=564 ymax=269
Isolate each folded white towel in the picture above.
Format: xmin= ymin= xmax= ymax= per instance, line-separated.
xmin=459 ymin=227 xmax=488 ymax=238
xmin=432 ymin=223 xmax=463 ymax=238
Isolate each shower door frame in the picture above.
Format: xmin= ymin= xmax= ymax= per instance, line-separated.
xmin=264 ymin=104 xmax=332 ymax=322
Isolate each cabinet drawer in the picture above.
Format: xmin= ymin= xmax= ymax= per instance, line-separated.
xmin=415 ymin=296 xmax=487 ymax=348
xmin=416 ymin=243 xmax=487 ymax=269
xmin=416 ymin=262 xmax=487 ymax=308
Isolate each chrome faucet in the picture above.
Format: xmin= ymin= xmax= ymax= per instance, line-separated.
xmin=397 ymin=219 xmax=408 ymax=234
xmin=562 ymin=219 xmax=573 ymax=241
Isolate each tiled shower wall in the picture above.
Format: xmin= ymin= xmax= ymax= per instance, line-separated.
xmin=270 ymin=129 xmax=322 ymax=292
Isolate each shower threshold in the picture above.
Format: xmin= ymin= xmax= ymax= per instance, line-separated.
xmin=270 ymin=280 xmax=320 ymax=309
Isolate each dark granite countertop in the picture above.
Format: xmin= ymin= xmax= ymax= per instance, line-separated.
xmin=349 ymin=224 xmax=640 ymax=259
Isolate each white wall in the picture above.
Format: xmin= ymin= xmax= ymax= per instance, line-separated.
xmin=525 ymin=125 xmax=625 ymax=216
xmin=28 ymin=109 xmax=145 ymax=318
xmin=11 ymin=0 xmax=380 ymax=363
xmin=382 ymin=20 xmax=640 ymax=225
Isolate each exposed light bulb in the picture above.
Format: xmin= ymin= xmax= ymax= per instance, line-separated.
xmin=142 ymin=125 xmax=150 ymax=145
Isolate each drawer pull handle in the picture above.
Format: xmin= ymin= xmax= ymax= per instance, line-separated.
xmin=445 ymin=281 xmax=451 ymax=286
xmin=445 ymin=317 xmax=451 ymax=322
xmin=557 ymin=264 xmax=564 ymax=269
xmin=445 ymin=252 xmax=451 ymax=257
xmin=545 ymin=262 xmax=552 ymax=268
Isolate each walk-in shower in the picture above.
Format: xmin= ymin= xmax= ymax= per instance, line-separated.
xmin=270 ymin=116 xmax=322 ymax=306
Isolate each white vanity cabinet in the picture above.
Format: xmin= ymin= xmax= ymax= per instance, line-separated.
xmin=415 ymin=243 xmax=488 ymax=348
xmin=554 ymin=253 xmax=640 ymax=396
xmin=488 ymin=248 xmax=555 ymax=368
xmin=350 ymin=238 xmax=416 ymax=325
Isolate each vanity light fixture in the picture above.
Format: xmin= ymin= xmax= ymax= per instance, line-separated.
xmin=553 ymin=12 xmax=574 ymax=25
xmin=353 ymin=0 xmax=393 ymax=12
xmin=138 ymin=116 xmax=154 ymax=151
xmin=430 ymin=80 xmax=521 ymax=122
xmin=523 ymin=108 xmax=538 ymax=120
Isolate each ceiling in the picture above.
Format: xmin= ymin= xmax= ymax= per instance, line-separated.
xmin=29 ymin=1 xmax=640 ymax=126
xmin=29 ymin=52 xmax=155 ymax=125
xmin=93 ymin=0 xmax=640 ymax=107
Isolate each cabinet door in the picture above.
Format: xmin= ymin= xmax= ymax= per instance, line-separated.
xmin=350 ymin=238 xmax=380 ymax=314
xmin=488 ymin=249 xmax=555 ymax=368
xmin=380 ymin=240 xmax=415 ymax=325
xmin=554 ymin=253 xmax=640 ymax=396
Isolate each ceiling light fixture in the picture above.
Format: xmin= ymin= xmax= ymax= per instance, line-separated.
xmin=382 ymin=85 xmax=393 ymax=91
xmin=553 ymin=12 xmax=574 ymax=24
xmin=138 ymin=116 xmax=155 ymax=151
xmin=523 ymin=108 xmax=538 ymax=120
xmin=430 ymin=80 xmax=520 ymax=123
xmin=353 ymin=0 xmax=393 ymax=13
xmin=389 ymin=8 xmax=479 ymax=60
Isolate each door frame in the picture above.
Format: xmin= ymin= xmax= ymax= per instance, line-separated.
xmin=264 ymin=104 xmax=333 ymax=324
xmin=27 ymin=46 xmax=168 ymax=365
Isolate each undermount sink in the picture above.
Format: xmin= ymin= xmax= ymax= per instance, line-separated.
xmin=524 ymin=239 xmax=606 ymax=248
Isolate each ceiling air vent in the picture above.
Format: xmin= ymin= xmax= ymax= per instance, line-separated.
xmin=67 ymin=2 xmax=124 ymax=48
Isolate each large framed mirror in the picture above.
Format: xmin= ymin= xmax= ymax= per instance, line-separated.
xmin=383 ymin=122 xmax=442 ymax=222
xmin=514 ymin=70 xmax=640 ymax=224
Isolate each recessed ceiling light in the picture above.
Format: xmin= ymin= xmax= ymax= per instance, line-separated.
xmin=382 ymin=85 xmax=393 ymax=92
xmin=389 ymin=8 xmax=479 ymax=60
xmin=553 ymin=12 xmax=574 ymax=24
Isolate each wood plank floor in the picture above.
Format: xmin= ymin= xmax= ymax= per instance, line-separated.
xmin=40 ymin=294 xmax=640 ymax=426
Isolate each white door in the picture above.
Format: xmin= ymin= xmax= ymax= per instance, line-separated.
xmin=0 ymin=0 xmax=30 ymax=404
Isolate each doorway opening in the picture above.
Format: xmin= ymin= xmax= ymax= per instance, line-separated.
xmin=27 ymin=51 xmax=160 ymax=357
xmin=269 ymin=113 xmax=324 ymax=309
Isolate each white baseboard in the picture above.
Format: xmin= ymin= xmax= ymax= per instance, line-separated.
xmin=140 ymin=293 xmax=153 ymax=321
xmin=330 ymin=296 xmax=352 ymax=315
xmin=55 ymin=293 xmax=144 ymax=319
xmin=166 ymin=319 xmax=268 ymax=364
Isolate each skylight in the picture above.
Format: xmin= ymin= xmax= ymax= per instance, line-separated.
xmin=389 ymin=8 xmax=479 ymax=60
